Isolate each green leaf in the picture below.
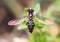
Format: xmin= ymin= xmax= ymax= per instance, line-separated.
xmin=24 ymin=8 xmax=28 ymax=15
xmin=56 ymin=33 xmax=60 ymax=39
xmin=32 ymin=3 xmax=41 ymax=18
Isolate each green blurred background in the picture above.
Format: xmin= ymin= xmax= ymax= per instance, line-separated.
xmin=1 ymin=0 xmax=60 ymax=42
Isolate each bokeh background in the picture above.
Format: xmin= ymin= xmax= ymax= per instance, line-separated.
xmin=0 ymin=0 xmax=60 ymax=42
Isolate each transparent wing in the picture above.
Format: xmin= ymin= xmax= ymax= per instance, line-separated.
xmin=31 ymin=3 xmax=54 ymax=24
xmin=33 ymin=17 xmax=48 ymax=28
xmin=8 ymin=18 xmax=27 ymax=26
xmin=8 ymin=18 xmax=28 ymax=30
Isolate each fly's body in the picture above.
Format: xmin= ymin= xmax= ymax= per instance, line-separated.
xmin=8 ymin=8 xmax=47 ymax=33
xmin=26 ymin=8 xmax=35 ymax=33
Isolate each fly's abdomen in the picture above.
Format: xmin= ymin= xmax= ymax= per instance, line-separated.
xmin=26 ymin=19 xmax=35 ymax=33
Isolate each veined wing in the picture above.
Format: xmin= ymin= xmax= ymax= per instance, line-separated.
xmin=33 ymin=17 xmax=48 ymax=28
xmin=8 ymin=18 xmax=27 ymax=26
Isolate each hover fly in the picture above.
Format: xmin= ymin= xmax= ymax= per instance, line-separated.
xmin=8 ymin=7 xmax=48 ymax=33
xmin=26 ymin=8 xmax=35 ymax=33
